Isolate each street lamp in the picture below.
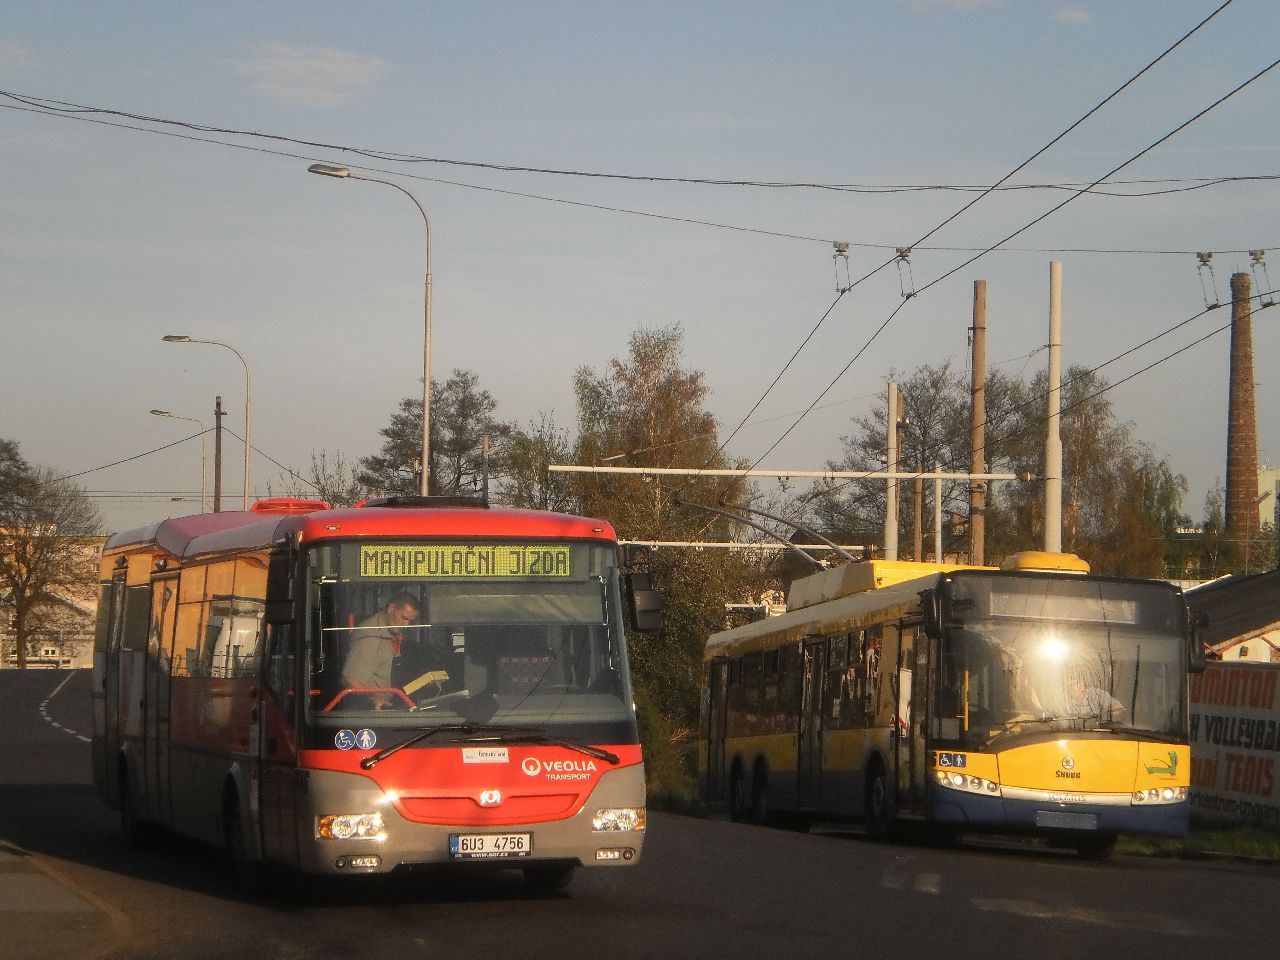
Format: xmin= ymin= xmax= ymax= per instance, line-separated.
xmin=308 ymin=162 xmax=433 ymax=495
xmin=162 ymin=335 xmax=252 ymax=509
xmin=151 ymin=409 xmax=207 ymax=512
xmin=1244 ymin=490 xmax=1274 ymax=575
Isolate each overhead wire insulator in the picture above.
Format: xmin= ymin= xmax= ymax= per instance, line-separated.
xmin=1250 ymin=250 xmax=1275 ymax=308
xmin=1196 ymin=252 xmax=1219 ymax=309
xmin=895 ymin=247 xmax=916 ymax=299
xmin=833 ymin=241 xmax=851 ymax=294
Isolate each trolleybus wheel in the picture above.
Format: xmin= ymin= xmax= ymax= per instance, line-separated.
xmin=748 ymin=765 xmax=769 ymax=826
xmin=728 ymin=765 xmax=748 ymax=823
xmin=1074 ymin=833 xmax=1117 ymax=860
xmin=524 ymin=864 xmax=576 ymax=893
xmin=865 ymin=765 xmax=895 ymax=840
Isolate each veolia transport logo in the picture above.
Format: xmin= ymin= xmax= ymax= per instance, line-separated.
xmin=522 ymin=757 xmax=542 ymax=776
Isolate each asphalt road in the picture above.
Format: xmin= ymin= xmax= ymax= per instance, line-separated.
xmin=3 ymin=669 xmax=1279 ymax=960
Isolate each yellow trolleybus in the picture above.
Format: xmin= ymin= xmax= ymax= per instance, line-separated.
xmin=698 ymin=552 xmax=1204 ymax=856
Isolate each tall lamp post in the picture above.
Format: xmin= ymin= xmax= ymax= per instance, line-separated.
xmin=151 ymin=409 xmax=207 ymax=512
xmin=162 ymin=335 xmax=252 ymax=509
xmin=307 ymin=163 xmax=432 ymax=495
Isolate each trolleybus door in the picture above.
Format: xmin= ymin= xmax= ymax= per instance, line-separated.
xmin=798 ymin=639 xmax=826 ymax=805
xmin=888 ymin=622 xmax=915 ymax=811
xmin=144 ymin=577 xmax=178 ymax=824
xmin=704 ymin=658 xmax=730 ymax=804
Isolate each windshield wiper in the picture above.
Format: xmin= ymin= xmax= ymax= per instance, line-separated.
xmin=359 ymin=724 xmax=620 ymax=769
xmin=496 ymin=733 xmax=620 ymax=766
xmin=360 ymin=722 xmax=536 ymax=769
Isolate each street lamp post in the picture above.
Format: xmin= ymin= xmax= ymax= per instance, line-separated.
xmin=151 ymin=409 xmax=207 ymax=512
xmin=162 ymin=335 xmax=252 ymax=509
xmin=307 ymin=163 xmax=432 ymax=495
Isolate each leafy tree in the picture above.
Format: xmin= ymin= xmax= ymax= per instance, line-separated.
xmin=572 ymin=325 xmax=759 ymax=734
xmin=496 ymin=413 xmax=578 ymax=512
xmin=0 ymin=447 xmax=102 ymax=668
xmin=812 ymin=363 xmax=1189 ymax=576
xmin=359 ymin=369 xmax=513 ymax=497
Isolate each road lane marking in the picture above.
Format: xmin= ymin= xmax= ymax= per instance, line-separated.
xmin=38 ymin=668 xmax=90 ymax=743
xmin=971 ymin=897 xmax=1211 ymax=936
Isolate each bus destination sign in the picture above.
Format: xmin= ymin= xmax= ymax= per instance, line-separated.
xmin=359 ymin=544 xmax=572 ymax=579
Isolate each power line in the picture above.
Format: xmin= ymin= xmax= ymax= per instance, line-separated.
xmin=675 ymin=2 xmax=1249 ymax=493
xmin=744 ymin=52 xmax=1280 ymax=478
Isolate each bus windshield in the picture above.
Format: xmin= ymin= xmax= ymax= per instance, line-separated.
xmin=304 ymin=540 xmax=635 ymax=733
xmin=932 ymin=573 xmax=1187 ymax=747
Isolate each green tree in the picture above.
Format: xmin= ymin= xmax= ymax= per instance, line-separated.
xmin=497 ymin=413 xmax=578 ymax=512
xmin=359 ymin=369 xmax=513 ymax=497
xmin=0 ymin=448 xmax=102 ymax=669
xmin=572 ymin=326 xmax=760 ymax=793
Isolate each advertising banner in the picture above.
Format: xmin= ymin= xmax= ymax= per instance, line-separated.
xmin=1189 ymin=662 xmax=1280 ymax=827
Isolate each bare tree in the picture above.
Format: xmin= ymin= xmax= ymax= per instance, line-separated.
xmin=0 ymin=457 xmax=102 ymax=668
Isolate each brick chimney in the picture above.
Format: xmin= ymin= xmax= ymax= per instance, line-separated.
xmin=1224 ymin=271 xmax=1260 ymax=565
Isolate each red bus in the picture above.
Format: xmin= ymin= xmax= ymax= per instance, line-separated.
xmin=92 ymin=496 xmax=656 ymax=892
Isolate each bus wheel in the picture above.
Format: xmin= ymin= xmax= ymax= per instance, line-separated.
xmin=865 ymin=765 xmax=895 ymax=840
xmin=119 ymin=764 xmax=151 ymax=850
xmin=224 ymin=798 xmax=265 ymax=897
xmin=1074 ymin=833 xmax=1117 ymax=860
xmin=728 ymin=765 xmax=748 ymax=823
xmin=524 ymin=864 xmax=575 ymax=894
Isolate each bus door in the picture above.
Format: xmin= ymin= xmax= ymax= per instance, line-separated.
xmin=259 ymin=621 xmax=301 ymax=866
xmin=98 ymin=574 xmax=126 ymax=806
xmin=704 ymin=658 xmax=730 ymax=804
xmin=798 ymin=639 xmax=826 ymax=805
xmin=144 ymin=577 xmax=178 ymax=824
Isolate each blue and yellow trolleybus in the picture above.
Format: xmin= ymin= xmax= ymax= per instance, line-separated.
xmin=698 ymin=552 xmax=1204 ymax=856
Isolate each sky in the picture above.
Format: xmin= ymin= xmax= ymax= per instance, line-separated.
xmin=2 ymin=0 xmax=1277 ymax=535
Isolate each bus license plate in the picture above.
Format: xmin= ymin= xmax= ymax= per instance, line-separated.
xmin=449 ymin=833 xmax=533 ymax=860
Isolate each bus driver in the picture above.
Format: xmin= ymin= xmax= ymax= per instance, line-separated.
xmin=341 ymin=592 xmax=420 ymax=709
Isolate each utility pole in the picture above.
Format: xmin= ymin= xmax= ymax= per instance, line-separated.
xmin=213 ymin=395 xmax=224 ymax=513
xmin=885 ymin=381 xmax=900 ymax=561
xmin=969 ymin=279 xmax=987 ymax=565
xmin=913 ymin=476 xmax=924 ymax=561
xmin=1045 ymin=262 xmax=1063 ymax=553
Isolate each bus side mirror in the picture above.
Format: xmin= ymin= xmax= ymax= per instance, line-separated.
xmin=920 ymin=589 xmax=943 ymax=640
xmin=625 ymin=572 xmax=661 ymax=633
xmin=1188 ymin=611 xmax=1208 ymax=674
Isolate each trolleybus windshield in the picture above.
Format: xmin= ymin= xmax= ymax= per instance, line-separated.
xmin=305 ymin=540 xmax=635 ymax=736
xmin=933 ymin=574 xmax=1187 ymax=748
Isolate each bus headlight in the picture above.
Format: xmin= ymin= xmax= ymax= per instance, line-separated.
xmin=593 ymin=808 xmax=646 ymax=832
xmin=316 ymin=813 xmax=387 ymax=841
xmin=1131 ymin=787 xmax=1187 ymax=805
xmin=934 ymin=770 xmax=1001 ymax=796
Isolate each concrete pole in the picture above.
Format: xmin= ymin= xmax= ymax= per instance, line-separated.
xmin=913 ymin=476 xmax=924 ymax=561
xmin=934 ymin=462 xmax=944 ymax=562
xmin=969 ymin=280 xmax=987 ymax=565
xmin=1044 ymin=262 xmax=1063 ymax=553
xmin=885 ymin=381 xmax=899 ymax=561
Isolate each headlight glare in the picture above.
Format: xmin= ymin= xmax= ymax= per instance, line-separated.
xmin=316 ymin=813 xmax=386 ymax=841
xmin=593 ymin=807 xmax=646 ymax=832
